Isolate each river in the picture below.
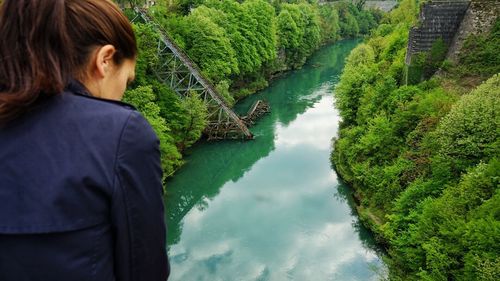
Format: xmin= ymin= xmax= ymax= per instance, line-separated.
xmin=164 ymin=39 xmax=386 ymax=280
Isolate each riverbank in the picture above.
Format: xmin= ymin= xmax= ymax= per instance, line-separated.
xmin=332 ymin=165 xmax=390 ymax=250
xmin=331 ymin=0 xmax=499 ymax=279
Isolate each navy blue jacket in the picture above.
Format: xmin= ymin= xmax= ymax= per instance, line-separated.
xmin=0 ymin=82 xmax=169 ymax=281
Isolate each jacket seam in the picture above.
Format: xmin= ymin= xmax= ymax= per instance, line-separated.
xmin=114 ymin=173 xmax=135 ymax=280
xmin=90 ymin=225 xmax=100 ymax=278
xmin=112 ymin=111 xmax=137 ymax=280
xmin=111 ymin=111 xmax=135 ymax=197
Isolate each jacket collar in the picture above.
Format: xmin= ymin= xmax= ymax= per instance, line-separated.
xmin=64 ymin=79 xmax=137 ymax=110
xmin=65 ymin=79 xmax=91 ymax=97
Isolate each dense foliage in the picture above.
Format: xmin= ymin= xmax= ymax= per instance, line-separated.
xmin=407 ymin=38 xmax=448 ymax=83
xmin=332 ymin=0 xmax=499 ymax=280
xmin=124 ymin=23 xmax=209 ymax=180
xmin=119 ymin=0 xmax=382 ymax=182
xmin=149 ymin=0 xmax=381 ymax=98
xmin=455 ymin=17 xmax=500 ymax=79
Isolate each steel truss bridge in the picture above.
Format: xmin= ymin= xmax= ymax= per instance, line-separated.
xmin=131 ymin=7 xmax=255 ymax=140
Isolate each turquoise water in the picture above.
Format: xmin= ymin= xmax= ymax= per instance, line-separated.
xmin=164 ymin=39 xmax=386 ymax=281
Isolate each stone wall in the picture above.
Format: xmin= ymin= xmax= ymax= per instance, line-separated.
xmin=447 ymin=0 xmax=500 ymax=62
xmin=318 ymin=1 xmax=398 ymax=12
xmin=405 ymin=0 xmax=470 ymax=64
xmin=364 ymin=1 xmax=399 ymax=12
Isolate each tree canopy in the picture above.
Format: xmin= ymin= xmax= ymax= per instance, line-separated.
xmin=119 ymin=0 xmax=381 ymax=184
xmin=331 ymin=0 xmax=500 ymax=279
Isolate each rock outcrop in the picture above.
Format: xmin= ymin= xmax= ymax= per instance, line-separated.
xmin=447 ymin=0 xmax=500 ymax=62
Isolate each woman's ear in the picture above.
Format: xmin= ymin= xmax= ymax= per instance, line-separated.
xmin=94 ymin=45 xmax=116 ymax=78
xmin=80 ymin=44 xmax=117 ymax=98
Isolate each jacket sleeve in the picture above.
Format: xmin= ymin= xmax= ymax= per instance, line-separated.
xmin=111 ymin=111 xmax=169 ymax=281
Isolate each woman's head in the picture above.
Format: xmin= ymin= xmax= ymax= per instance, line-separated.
xmin=0 ymin=0 xmax=138 ymax=123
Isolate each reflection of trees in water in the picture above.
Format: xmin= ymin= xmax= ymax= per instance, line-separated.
xmin=325 ymin=39 xmax=385 ymax=256
xmin=165 ymin=40 xmax=361 ymax=246
xmin=237 ymin=40 xmax=359 ymax=127
xmin=165 ymin=129 xmax=275 ymax=245
xmin=317 ymin=41 xmax=353 ymax=82
xmin=334 ymin=176 xmax=387 ymax=256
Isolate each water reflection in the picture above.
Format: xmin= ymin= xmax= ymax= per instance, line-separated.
xmin=164 ymin=120 xmax=276 ymax=244
xmin=334 ymin=178 xmax=388 ymax=258
xmin=165 ymin=39 xmax=386 ymax=280
xmin=275 ymin=91 xmax=340 ymax=150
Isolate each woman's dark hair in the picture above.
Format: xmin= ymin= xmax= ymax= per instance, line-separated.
xmin=0 ymin=0 xmax=137 ymax=123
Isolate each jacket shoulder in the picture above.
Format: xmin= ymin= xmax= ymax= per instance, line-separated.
xmin=0 ymin=91 xmax=155 ymax=234
xmin=60 ymin=91 xmax=144 ymax=128
xmin=70 ymin=92 xmax=137 ymax=112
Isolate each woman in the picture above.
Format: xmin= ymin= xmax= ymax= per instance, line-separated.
xmin=0 ymin=0 xmax=169 ymax=280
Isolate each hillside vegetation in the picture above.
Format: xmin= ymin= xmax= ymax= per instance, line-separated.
xmin=120 ymin=0 xmax=382 ymax=181
xmin=331 ymin=0 xmax=499 ymax=280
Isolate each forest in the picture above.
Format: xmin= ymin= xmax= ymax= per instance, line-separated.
xmin=119 ymin=0 xmax=382 ymax=179
xmin=331 ymin=0 xmax=499 ymax=280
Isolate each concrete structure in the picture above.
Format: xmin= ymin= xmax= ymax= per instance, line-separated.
xmin=447 ymin=0 xmax=500 ymax=62
xmin=364 ymin=1 xmax=398 ymax=12
xmin=405 ymin=0 xmax=470 ymax=64
xmin=318 ymin=0 xmax=398 ymax=12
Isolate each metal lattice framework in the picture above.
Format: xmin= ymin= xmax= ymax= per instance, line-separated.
xmin=132 ymin=8 xmax=253 ymax=140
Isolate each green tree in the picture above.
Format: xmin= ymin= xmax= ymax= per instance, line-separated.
xmin=318 ymin=5 xmax=340 ymax=42
xmin=279 ymin=3 xmax=321 ymax=68
xmin=435 ymin=74 xmax=500 ymax=172
xmin=205 ymin=0 xmax=259 ymax=73
xmin=335 ymin=43 xmax=376 ymax=125
xmin=277 ymin=9 xmax=300 ymax=53
xmin=176 ymin=93 xmax=208 ymax=151
xmin=336 ymin=2 xmax=360 ymax=37
xmin=183 ymin=7 xmax=238 ymax=83
xmin=132 ymin=23 xmax=160 ymax=86
xmin=123 ymin=86 xmax=182 ymax=178
xmin=242 ymin=0 xmax=277 ymax=64
xmin=299 ymin=2 xmax=321 ymax=56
